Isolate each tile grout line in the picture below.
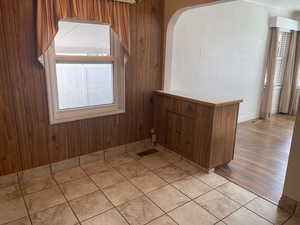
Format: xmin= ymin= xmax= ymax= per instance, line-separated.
xmin=78 ymin=206 xmax=117 ymax=224
xmin=79 ymin=160 xmax=133 ymax=225
xmin=122 ymin=151 xmax=191 ymax=224
xmin=207 ymin=190 xmax=257 ymax=224
xmin=212 ymin=191 xmax=283 ymax=224
xmin=244 ymin=200 xmax=293 ymax=225
xmin=170 ymin=179 xmax=234 ymax=221
xmin=142 ymin=156 xmax=228 ymax=222
xmin=143 ymin=214 xmax=179 ymax=225
xmin=216 ymin=170 xmax=286 ymax=207
xmin=51 ymin=172 xmax=84 ymax=225
xmin=120 ymin=171 xmax=179 ymax=224
xmin=16 ymin=172 xmax=34 ymax=225
xmin=163 ymin=145 xmax=287 ymax=217
xmin=83 ymin=151 xmax=181 ymax=225
xmin=1 ymin=155 xmax=232 ymax=225
xmin=207 ymin=191 xmax=280 ymax=225
xmin=18 ymin=181 xmax=60 ymax=196
xmin=53 ymin=159 xmax=103 ymax=184
xmin=151 ymin=169 xmax=223 ymax=223
xmin=120 ymin=149 xmax=236 ymax=224
xmin=104 ymin=155 xmax=175 ymax=225
xmin=6 ymin=145 xmax=291 ymax=225
xmin=154 ymin=163 xmax=279 ymax=224
xmin=133 ymin=153 xmax=225 ymax=223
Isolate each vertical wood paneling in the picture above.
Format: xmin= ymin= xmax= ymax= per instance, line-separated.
xmin=0 ymin=0 xmax=22 ymax=174
xmin=0 ymin=0 xmax=163 ymax=175
xmin=210 ymin=105 xmax=239 ymax=167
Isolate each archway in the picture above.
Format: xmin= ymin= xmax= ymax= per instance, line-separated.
xmin=163 ymin=0 xmax=236 ymax=89
xmin=162 ymin=0 xmax=299 ymax=207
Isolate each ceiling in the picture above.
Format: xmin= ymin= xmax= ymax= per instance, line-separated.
xmin=246 ymin=0 xmax=300 ymax=11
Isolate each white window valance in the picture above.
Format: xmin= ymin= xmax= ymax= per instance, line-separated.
xmin=270 ymin=17 xmax=299 ymax=32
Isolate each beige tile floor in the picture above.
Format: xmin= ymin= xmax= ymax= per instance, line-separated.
xmin=0 ymin=147 xmax=296 ymax=225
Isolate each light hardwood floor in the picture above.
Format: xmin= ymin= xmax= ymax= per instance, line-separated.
xmin=217 ymin=114 xmax=296 ymax=204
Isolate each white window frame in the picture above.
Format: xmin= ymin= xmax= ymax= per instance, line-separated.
xmin=44 ymin=20 xmax=125 ymax=125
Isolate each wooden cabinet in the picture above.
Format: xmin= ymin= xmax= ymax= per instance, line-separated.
xmin=166 ymin=112 xmax=195 ymax=159
xmin=153 ymin=90 xmax=242 ymax=170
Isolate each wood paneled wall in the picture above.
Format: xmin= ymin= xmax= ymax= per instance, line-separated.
xmin=0 ymin=0 xmax=163 ymax=176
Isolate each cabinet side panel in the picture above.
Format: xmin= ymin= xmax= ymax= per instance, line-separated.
xmin=210 ymin=104 xmax=239 ymax=168
xmin=154 ymin=94 xmax=173 ymax=146
xmin=194 ymin=105 xmax=214 ymax=168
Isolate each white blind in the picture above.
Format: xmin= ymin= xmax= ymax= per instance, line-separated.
xmin=274 ymin=32 xmax=291 ymax=86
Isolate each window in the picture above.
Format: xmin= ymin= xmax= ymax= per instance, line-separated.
xmin=273 ymin=32 xmax=291 ymax=86
xmin=44 ymin=20 xmax=125 ymax=124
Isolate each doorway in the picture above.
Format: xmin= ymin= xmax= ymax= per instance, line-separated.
xmin=217 ymin=115 xmax=296 ymax=203
xmin=164 ymin=0 xmax=300 ymax=204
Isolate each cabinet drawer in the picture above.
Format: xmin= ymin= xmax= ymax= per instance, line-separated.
xmin=173 ymin=100 xmax=196 ymax=118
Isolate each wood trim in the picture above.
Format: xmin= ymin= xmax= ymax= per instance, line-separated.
xmin=114 ymin=0 xmax=136 ymax=4
xmin=45 ymin=29 xmax=126 ymax=125
xmin=232 ymin=104 xmax=240 ymax=160
xmin=154 ymin=90 xmax=243 ymax=107
xmin=55 ymin=55 xmax=115 ymax=63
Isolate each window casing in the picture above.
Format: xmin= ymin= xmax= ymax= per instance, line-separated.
xmin=44 ymin=20 xmax=125 ymax=124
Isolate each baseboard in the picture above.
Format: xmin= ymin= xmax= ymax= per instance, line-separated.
xmin=238 ymin=113 xmax=259 ymax=123
xmin=0 ymin=139 xmax=152 ymax=188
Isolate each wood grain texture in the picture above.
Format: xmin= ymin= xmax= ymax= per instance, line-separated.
xmin=0 ymin=0 xmax=163 ymax=176
xmin=217 ymin=114 xmax=296 ymax=204
xmin=210 ymin=104 xmax=240 ymax=168
xmin=153 ymin=92 xmax=241 ymax=170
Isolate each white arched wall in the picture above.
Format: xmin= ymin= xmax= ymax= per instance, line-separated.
xmin=164 ymin=0 xmax=234 ymax=90
xmin=164 ymin=0 xmax=295 ymax=122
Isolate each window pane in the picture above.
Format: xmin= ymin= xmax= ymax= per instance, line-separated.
xmin=56 ymin=64 xmax=114 ymax=110
xmin=55 ymin=21 xmax=110 ymax=56
xmin=273 ymin=32 xmax=291 ymax=86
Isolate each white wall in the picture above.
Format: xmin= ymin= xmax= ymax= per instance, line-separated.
xmin=167 ymin=1 xmax=294 ymax=122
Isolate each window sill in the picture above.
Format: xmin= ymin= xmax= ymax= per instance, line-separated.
xmin=50 ymin=108 xmax=125 ymax=125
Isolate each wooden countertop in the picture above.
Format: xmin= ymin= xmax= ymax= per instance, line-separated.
xmin=154 ymin=90 xmax=243 ymax=107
